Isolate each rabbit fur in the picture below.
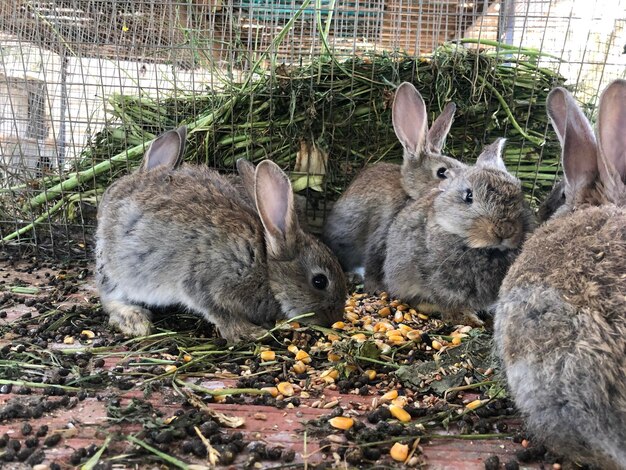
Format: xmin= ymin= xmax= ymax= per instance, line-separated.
xmin=384 ymin=138 xmax=535 ymax=325
xmin=96 ymin=127 xmax=347 ymax=342
xmin=494 ymin=80 xmax=626 ymax=469
xmin=537 ymin=179 xmax=565 ymax=223
xmin=323 ymin=82 xmax=466 ymax=292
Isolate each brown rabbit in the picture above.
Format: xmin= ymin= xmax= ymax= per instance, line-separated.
xmin=96 ymin=127 xmax=347 ymax=342
xmin=323 ymin=82 xmax=465 ymax=292
xmin=495 ymin=81 xmax=626 ymax=469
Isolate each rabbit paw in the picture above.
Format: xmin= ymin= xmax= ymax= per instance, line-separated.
xmin=217 ymin=319 xmax=269 ymax=344
xmin=445 ymin=309 xmax=485 ymax=327
xmin=104 ymin=300 xmax=153 ymax=337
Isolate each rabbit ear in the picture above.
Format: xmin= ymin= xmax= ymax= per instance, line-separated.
xmin=546 ymin=88 xmax=598 ymax=201
xmin=236 ymin=158 xmax=257 ymax=203
xmin=475 ymin=138 xmax=507 ymax=172
xmin=392 ymin=82 xmax=428 ymax=160
xmin=596 ymin=79 xmax=626 ymax=202
xmin=142 ymin=126 xmax=187 ymax=172
xmin=427 ymin=101 xmax=456 ymax=153
xmin=255 ymin=160 xmax=299 ymax=258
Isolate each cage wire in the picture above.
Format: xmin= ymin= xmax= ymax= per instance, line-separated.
xmin=0 ymin=0 xmax=625 ymax=258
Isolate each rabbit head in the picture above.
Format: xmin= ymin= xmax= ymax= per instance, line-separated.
xmin=433 ymin=138 xmax=530 ymax=251
xmin=392 ymin=82 xmax=466 ymax=199
xmin=254 ymin=160 xmax=347 ymax=326
xmin=547 ymin=81 xmax=626 ymax=213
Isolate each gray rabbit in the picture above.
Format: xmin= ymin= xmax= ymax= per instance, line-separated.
xmin=384 ymin=138 xmax=535 ymax=325
xmin=323 ymin=82 xmax=466 ymax=292
xmin=96 ymin=127 xmax=347 ymax=342
xmin=494 ymin=80 xmax=626 ymax=469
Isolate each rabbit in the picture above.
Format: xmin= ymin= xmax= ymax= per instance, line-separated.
xmin=383 ymin=138 xmax=535 ymax=325
xmin=323 ymin=81 xmax=466 ymax=292
xmin=494 ymin=81 xmax=626 ymax=469
xmin=235 ymin=158 xmax=310 ymax=231
xmin=96 ymin=127 xmax=347 ymax=343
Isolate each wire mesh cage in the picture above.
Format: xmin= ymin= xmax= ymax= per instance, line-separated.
xmin=0 ymin=0 xmax=625 ymax=257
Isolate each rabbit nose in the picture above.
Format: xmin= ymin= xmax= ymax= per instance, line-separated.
xmin=496 ymin=221 xmax=517 ymax=240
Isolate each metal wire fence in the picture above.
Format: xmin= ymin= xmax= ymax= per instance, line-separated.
xmin=0 ymin=0 xmax=624 ymax=257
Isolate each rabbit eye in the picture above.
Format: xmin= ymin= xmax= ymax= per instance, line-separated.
xmin=464 ymin=189 xmax=473 ymax=204
xmin=436 ymin=167 xmax=447 ymax=179
xmin=312 ymin=274 xmax=329 ymax=290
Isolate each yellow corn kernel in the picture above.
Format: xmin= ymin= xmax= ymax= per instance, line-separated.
xmin=292 ymin=361 xmax=307 ymax=374
xmin=364 ymin=370 xmax=376 ymax=381
xmin=392 ymin=311 xmax=403 ymax=323
xmin=398 ymin=323 xmax=412 ymax=333
xmin=378 ymin=306 xmax=391 ymax=317
xmin=289 ymin=322 xmax=301 ymax=329
xmin=329 ymin=416 xmax=354 ymax=430
xmin=295 ymin=350 xmax=311 ymax=364
xmin=352 ymin=333 xmax=367 ymax=342
xmin=380 ymin=292 xmax=389 ymax=301
xmin=165 ymin=365 xmax=177 ymax=373
xmin=390 ymin=300 xmax=400 ymax=308
xmin=327 ymin=352 xmax=341 ymax=362
xmin=346 ymin=298 xmax=357 ymax=307
xmin=405 ymin=330 xmax=421 ymax=342
xmin=465 ymin=399 xmax=485 ymax=410
xmin=63 ymin=336 xmax=75 ymax=345
xmin=390 ymin=442 xmax=409 ymax=462
xmin=277 ymin=382 xmax=295 ymax=397
xmin=80 ymin=330 xmax=95 ymax=339
xmin=391 ymin=396 xmax=408 ymax=408
xmin=387 ymin=334 xmax=405 ymax=344
xmin=332 ymin=321 xmax=346 ymax=330
xmin=385 ymin=329 xmax=400 ymax=337
xmin=389 ymin=404 xmax=411 ymax=422
xmin=381 ymin=389 xmax=399 ymax=401
xmin=396 ymin=304 xmax=408 ymax=312
xmin=344 ymin=305 xmax=355 ymax=313
xmin=262 ymin=387 xmax=279 ymax=397
xmin=320 ymin=368 xmax=339 ymax=380
xmin=260 ymin=350 xmax=276 ymax=362
xmin=287 ymin=344 xmax=299 ymax=354
xmin=431 ymin=340 xmax=443 ymax=350
xmin=451 ymin=336 xmax=462 ymax=346
xmin=327 ymin=333 xmax=341 ymax=342
xmin=345 ymin=312 xmax=360 ymax=323
xmin=418 ymin=313 xmax=429 ymax=321
xmin=374 ymin=322 xmax=388 ymax=333
xmin=409 ymin=308 xmax=418 ymax=315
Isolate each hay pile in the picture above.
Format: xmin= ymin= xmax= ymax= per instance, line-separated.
xmin=3 ymin=40 xmax=573 ymax=243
